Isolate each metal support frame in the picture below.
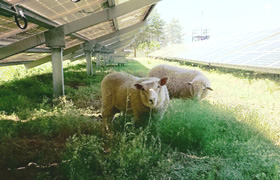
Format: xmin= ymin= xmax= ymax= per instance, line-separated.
xmin=0 ymin=0 xmax=161 ymax=98
xmin=108 ymin=0 xmax=119 ymax=31
xmin=51 ymin=48 xmax=65 ymax=96
xmin=82 ymin=41 xmax=94 ymax=75
xmin=96 ymin=53 xmax=101 ymax=67
xmin=0 ymin=1 xmax=89 ymax=41
xmin=6 ymin=21 xmax=146 ymax=68
xmin=25 ymin=44 xmax=81 ymax=69
xmin=0 ymin=0 xmax=158 ymax=60
xmin=0 ymin=45 xmax=51 ymax=53
xmin=45 ymin=27 xmax=65 ymax=96
xmin=110 ymin=52 xmax=114 ymax=63
xmin=107 ymin=36 xmax=135 ymax=50
xmin=70 ymin=52 xmax=85 ymax=62
xmin=65 ymin=35 xmax=137 ymax=67
xmin=95 ymin=44 xmax=101 ymax=67
xmin=100 ymin=29 xmax=140 ymax=47
xmin=95 ymin=21 xmax=146 ymax=43
xmin=85 ymin=50 xmax=93 ymax=75
xmin=24 ymin=22 xmax=141 ymax=68
xmin=102 ymin=47 xmax=110 ymax=65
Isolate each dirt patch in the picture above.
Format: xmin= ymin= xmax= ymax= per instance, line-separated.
xmin=66 ymin=81 xmax=86 ymax=89
xmin=0 ymin=136 xmax=66 ymax=179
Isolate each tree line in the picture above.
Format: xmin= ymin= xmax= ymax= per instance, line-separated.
xmin=131 ymin=10 xmax=184 ymax=57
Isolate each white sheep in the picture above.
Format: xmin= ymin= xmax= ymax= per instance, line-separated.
xmin=148 ymin=64 xmax=213 ymax=100
xmin=101 ymin=72 xmax=169 ymax=132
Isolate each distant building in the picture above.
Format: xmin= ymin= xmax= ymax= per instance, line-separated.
xmin=192 ymin=28 xmax=210 ymax=42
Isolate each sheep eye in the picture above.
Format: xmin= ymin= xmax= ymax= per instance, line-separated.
xmin=157 ymin=85 xmax=160 ymax=88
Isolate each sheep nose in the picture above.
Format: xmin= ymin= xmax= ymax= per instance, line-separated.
xmin=149 ymin=99 xmax=154 ymax=104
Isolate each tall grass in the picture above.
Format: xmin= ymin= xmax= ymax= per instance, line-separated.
xmin=0 ymin=58 xmax=279 ymax=179
xmin=160 ymin=99 xmax=280 ymax=179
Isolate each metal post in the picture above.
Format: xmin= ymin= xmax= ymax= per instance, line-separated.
xmin=108 ymin=53 xmax=111 ymax=63
xmin=104 ymin=52 xmax=108 ymax=66
xmin=85 ymin=50 xmax=93 ymax=75
xmin=112 ymin=52 xmax=115 ymax=63
xmin=96 ymin=52 xmax=100 ymax=67
xmin=51 ymin=47 xmax=64 ymax=96
xmin=45 ymin=26 xmax=65 ymax=97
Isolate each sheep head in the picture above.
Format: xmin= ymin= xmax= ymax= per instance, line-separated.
xmin=132 ymin=77 xmax=168 ymax=108
xmin=187 ymin=79 xmax=213 ymax=100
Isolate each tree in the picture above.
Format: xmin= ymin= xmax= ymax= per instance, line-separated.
xmin=146 ymin=10 xmax=166 ymax=46
xmin=164 ymin=18 xmax=184 ymax=45
xmin=131 ymin=9 xmax=166 ymax=57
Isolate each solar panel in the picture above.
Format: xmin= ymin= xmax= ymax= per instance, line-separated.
xmin=117 ymin=7 xmax=149 ymax=29
xmin=17 ymin=0 xmax=107 ymax=24
xmin=0 ymin=0 xmax=158 ymax=66
xmin=149 ymin=27 xmax=280 ymax=73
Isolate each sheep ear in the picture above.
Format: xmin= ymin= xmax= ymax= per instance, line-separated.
xmin=187 ymin=82 xmax=193 ymax=85
xmin=207 ymin=87 xmax=213 ymax=91
xmin=159 ymin=77 xmax=168 ymax=86
xmin=133 ymin=83 xmax=143 ymax=90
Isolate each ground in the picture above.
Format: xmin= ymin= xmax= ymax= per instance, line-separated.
xmin=0 ymin=58 xmax=279 ymax=179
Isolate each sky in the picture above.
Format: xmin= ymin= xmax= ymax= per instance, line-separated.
xmin=156 ymin=0 xmax=280 ymax=42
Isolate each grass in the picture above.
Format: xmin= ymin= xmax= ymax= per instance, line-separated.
xmin=0 ymin=58 xmax=279 ymax=179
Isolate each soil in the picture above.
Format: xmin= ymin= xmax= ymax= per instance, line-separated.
xmin=0 ymin=136 xmax=67 ymax=179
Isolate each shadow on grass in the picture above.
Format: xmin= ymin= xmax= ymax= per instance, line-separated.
xmin=0 ymin=119 xmax=102 ymax=180
xmin=0 ymin=60 xmax=150 ymax=179
xmin=0 ymin=60 xmax=150 ymax=119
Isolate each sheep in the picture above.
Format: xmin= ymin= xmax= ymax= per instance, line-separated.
xmin=101 ymin=72 xmax=169 ymax=134
xmin=148 ymin=64 xmax=213 ymax=100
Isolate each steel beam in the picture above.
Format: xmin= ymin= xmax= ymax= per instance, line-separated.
xmin=0 ymin=60 xmax=34 ymax=67
xmin=0 ymin=24 xmax=37 ymax=40
xmin=0 ymin=33 xmax=46 ymax=60
xmin=51 ymin=48 xmax=65 ymax=96
xmin=107 ymin=36 xmax=135 ymax=50
xmin=113 ymin=44 xmax=131 ymax=51
xmin=0 ymin=45 xmax=51 ymax=53
xmin=25 ymin=44 xmax=82 ymax=69
xmin=101 ymin=29 xmax=140 ymax=47
xmin=71 ymin=54 xmax=85 ymax=62
xmin=0 ymin=1 xmax=16 ymax=17
xmin=108 ymin=0 xmax=119 ymax=31
xmin=95 ymin=21 xmax=146 ymax=43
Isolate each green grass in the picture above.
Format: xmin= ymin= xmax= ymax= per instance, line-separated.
xmin=0 ymin=58 xmax=279 ymax=179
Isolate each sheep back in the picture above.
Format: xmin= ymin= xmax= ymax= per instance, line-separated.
xmin=148 ymin=64 xmax=212 ymax=100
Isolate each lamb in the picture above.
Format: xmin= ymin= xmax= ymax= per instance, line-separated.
xmin=148 ymin=64 xmax=213 ymax=100
xmin=101 ymin=72 xmax=169 ymax=133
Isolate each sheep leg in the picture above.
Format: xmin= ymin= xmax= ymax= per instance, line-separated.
xmin=133 ymin=111 xmax=150 ymax=127
xmin=102 ymin=106 xmax=117 ymax=152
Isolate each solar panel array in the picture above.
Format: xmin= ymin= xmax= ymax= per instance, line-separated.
xmin=0 ymin=0 xmax=156 ymax=66
xmin=149 ymin=27 xmax=280 ymax=73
